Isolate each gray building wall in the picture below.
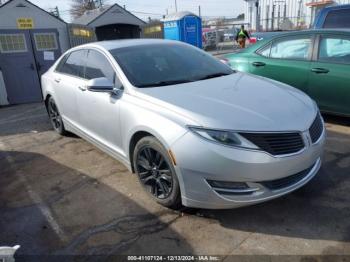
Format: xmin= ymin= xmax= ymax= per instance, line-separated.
xmin=88 ymin=5 xmax=145 ymax=28
xmin=0 ymin=0 xmax=69 ymax=52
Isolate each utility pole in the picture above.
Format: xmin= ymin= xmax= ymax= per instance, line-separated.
xmin=50 ymin=6 xmax=60 ymax=18
xmin=198 ymin=5 xmax=201 ymax=17
xmin=255 ymin=0 xmax=259 ymax=31
xmin=55 ymin=6 xmax=60 ymax=18
xmin=175 ymin=0 xmax=178 ymax=12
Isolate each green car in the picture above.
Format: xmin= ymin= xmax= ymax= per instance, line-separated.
xmin=224 ymin=29 xmax=350 ymax=116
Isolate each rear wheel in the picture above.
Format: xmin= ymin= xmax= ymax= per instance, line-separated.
xmin=133 ymin=136 xmax=181 ymax=209
xmin=47 ymin=97 xmax=66 ymax=135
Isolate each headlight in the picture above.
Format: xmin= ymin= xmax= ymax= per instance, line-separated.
xmin=189 ymin=127 xmax=259 ymax=149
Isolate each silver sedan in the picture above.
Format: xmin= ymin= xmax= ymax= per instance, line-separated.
xmin=41 ymin=39 xmax=325 ymax=209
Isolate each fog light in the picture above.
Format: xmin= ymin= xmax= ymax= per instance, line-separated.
xmin=207 ymin=180 xmax=248 ymax=189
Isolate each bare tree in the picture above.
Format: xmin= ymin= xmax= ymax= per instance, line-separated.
xmin=70 ymin=0 xmax=98 ymax=19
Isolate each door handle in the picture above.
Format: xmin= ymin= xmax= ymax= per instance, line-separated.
xmin=78 ymin=86 xmax=87 ymax=91
xmin=311 ymin=68 xmax=329 ymax=74
xmin=54 ymin=78 xmax=61 ymax=83
xmin=252 ymin=62 xmax=266 ymax=67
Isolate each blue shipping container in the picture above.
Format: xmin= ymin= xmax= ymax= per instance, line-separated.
xmin=163 ymin=12 xmax=202 ymax=48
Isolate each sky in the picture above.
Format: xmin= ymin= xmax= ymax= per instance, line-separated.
xmin=26 ymin=0 xmax=246 ymax=22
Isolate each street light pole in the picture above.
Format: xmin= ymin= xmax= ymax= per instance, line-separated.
xmin=175 ymin=0 xmax=178 ymax=12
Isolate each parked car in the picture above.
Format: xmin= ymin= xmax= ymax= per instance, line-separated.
xmin=224 ymin=29 xmax=350 ymax=116
xmin=42 ymin=39 xmax=325 ymax=209
xmin=202 ymin=29 xmax=218 ymax=50
xmin=313 ymin=4 xmax=350 ymax=29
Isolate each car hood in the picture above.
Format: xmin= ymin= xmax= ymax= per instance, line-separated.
xmin=135 ymin=72 xmax=317 ymax=132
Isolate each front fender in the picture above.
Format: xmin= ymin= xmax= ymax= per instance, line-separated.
xmin=119 ymin=96 xmax=188 ymax=162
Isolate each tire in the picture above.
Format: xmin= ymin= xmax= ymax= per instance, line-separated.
xmin=46 ymin=97 xmax=67 ymax=136
xmin=133 ymin=136 xmax=182 ymax=209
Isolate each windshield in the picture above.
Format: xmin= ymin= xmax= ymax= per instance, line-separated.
xmin=109 ymin=43 xmax=234 ymax=87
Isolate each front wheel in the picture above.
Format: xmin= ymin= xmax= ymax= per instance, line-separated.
xmin=133 ymin=136 xmax=181 ymax=209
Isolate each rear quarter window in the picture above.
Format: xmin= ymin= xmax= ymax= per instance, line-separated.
xmin=323 ymin=9 xmax=350 ymax=28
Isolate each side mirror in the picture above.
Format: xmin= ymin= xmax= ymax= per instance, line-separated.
xmin=87 ymin=77 xmax=114 ymax=93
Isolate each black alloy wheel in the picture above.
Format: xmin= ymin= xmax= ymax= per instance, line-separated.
xmin=47 ymin=97 xmax=66 ymax=135
xmin=134 ymin=136 xmax=181 ymax=208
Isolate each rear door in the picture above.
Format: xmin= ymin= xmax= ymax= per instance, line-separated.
xmin=308 ymin=34 xmax=350 ymax=116
xmin=53 ymin=49 xmax=88 ymax=125
xmin=30 ymin=29 xmax=62 ymax=76
xmin=249 ymin=35 xmax=313 ymax=93
xmin=0 ymin=29 xmax=41 ymax=104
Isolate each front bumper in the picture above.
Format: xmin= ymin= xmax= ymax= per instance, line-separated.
xmin=170 ymin=128 xmax=326 ymax=209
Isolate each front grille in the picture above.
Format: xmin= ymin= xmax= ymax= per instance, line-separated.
xmin=239 ymin=132 xmax=304 ymax=156
xmin=309 ymin=113 xmax=323 ymax=143
xmin=261 ymin=163 xmax=316 ymax=190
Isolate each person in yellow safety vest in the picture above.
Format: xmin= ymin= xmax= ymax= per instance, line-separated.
xmin=235 ymin=25 xmax=250 ymax=49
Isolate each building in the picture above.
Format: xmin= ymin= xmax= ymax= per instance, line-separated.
xmin=202 ymin=17 xmax=246 ymax=30
xmin=0 ymin=0 xmax=69 ymax=105
xmin=72 ymin=4 xmax=146 ymax=41
xmin=244 ymin=0 xmax=350 ymax=31
xmin=141 ymin=21 xmax=164 ymax=39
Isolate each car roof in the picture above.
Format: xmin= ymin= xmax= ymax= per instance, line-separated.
xmin=266 ymin=29 xmax=350 ymax=37
xmin=232 ymin=29 xmax=350 ymax=54
xmin=76 ymin=39 xmax=184 ymax=51
xmin=254 ymin=29 xmax=350 ymax=46
xmin=321 ymin=4 xmax=350 ymax=11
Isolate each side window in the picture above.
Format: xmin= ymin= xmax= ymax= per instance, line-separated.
xmin=323 ymin=9 xmax=350 ymax=29
xmin=256 ymin=43 xmax=271 ymax=57
xmin=270 ymin=36 xmax=312 ymax=61
xmin=318 ymin=36 xmax=350 ymax=64
xmin=85 ymin=50 xmax=116 ymax=84
xmin=56 ymin=50 xmax=87 ymax=78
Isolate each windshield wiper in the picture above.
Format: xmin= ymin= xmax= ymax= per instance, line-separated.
xmin=137 ymin=79 xmax=194 ymax=88
xmin=196 ymin=72 xmax=232 ymax=81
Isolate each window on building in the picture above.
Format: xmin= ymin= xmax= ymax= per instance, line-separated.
xmin=318 ymin=36 xmax=350 ymax=64
xmin=323 ymin=9 xmax=350 ymax=28
xmin=56 ymin=50 xmax=87 ymax=78
xmin=270 ymin=36 xmax=312 ymax=60
xmin=34 ymin=33 xmax=58 ymax=51
xmin=0 ymin=34 xmax=27 ymax=53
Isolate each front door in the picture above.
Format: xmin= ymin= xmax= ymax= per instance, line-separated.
xmin=308 ymin=34 xmax=350 ymax=116
xmin=77 ymin=49 xmax=123 ymax=154
xmin=30 ymin=29 xmax=61 ymax=76
xmin=249 ymin=35 xmax=313 ymax=94
xmin=0 ymin=29 xmax=41 ymax=104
